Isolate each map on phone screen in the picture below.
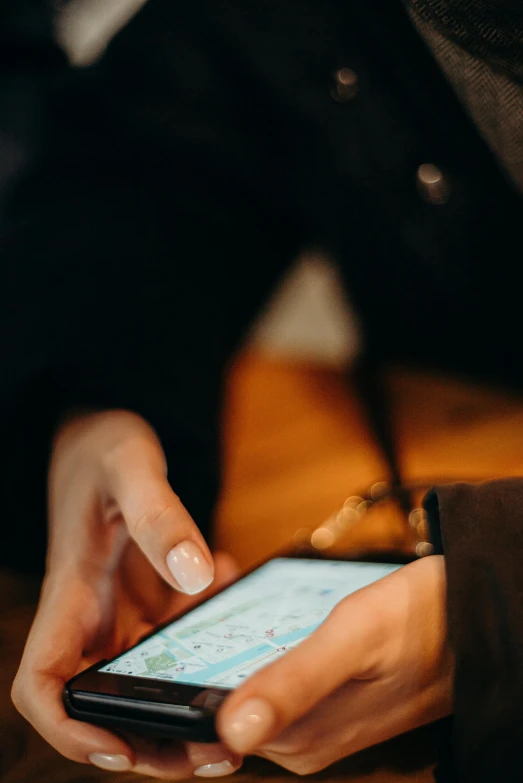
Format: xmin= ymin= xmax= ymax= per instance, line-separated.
xmin=99 ymin=558 xmax=400 ymax=688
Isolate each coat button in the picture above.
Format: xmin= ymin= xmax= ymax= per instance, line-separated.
xmin=331 ymin=68 xmax=359 ymax=102
xmin=416 ymin=163 xmax=450 ymax=205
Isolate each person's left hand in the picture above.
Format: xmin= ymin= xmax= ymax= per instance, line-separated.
xmin=217 ymin=555 xmax=453 ymax=775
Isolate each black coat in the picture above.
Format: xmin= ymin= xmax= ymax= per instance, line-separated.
xmin=2 ymin=2 xmax=523 ymax=780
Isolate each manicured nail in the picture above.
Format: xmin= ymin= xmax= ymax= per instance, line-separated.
xmin=166 ymin=540 xmax=213 ymax=594
xmin=88 ymin=753 xmax=132 ymax=771
xmin=221 ymin=698 xmax=275 ymax=753
xmin=194 ymin=760 xmax=239 ymax=777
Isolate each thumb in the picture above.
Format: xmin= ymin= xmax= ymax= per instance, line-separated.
xmin=216 ymin=572 xmax=397 ymax=754
xmin=105 ymin=430 xmax=214 ymax=596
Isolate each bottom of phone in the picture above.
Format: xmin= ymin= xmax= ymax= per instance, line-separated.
xmin=63 ymin=690 xmax=220 ymax=742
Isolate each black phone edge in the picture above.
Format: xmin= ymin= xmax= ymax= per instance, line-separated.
xmin=63 ymin=687 xmax=219 ymax=742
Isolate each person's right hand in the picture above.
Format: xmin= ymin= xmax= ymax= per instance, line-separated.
xmin=11 ymin=409 xmax=242 ymax=779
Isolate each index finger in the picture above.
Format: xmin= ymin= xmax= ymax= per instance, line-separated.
xmin=104 ymin=432 xmax=214 ymax=595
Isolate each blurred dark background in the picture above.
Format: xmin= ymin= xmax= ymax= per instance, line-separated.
xmin=2 ymin=3 xmax=523 ymax=781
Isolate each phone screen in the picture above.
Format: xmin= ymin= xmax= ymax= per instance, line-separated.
xmin=99 ymin=557 xmax=400 ymax=689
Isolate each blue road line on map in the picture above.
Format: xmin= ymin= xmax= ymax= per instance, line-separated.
xmin=173 ymin=623 xmax=321 ymax=683
xmin=273 ymin=624 xmax=320 ymax=646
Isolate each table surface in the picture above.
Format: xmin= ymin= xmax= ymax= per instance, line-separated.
xmin=5 ymin=350 xmax=523 ymax=782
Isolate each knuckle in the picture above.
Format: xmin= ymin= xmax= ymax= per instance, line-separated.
xmin=100 ymin=432 xmax=141 ymax=478
xmin=285 ymin=756 xmax=327 ymax=776
xmin=11 ymin=674 xmax=28 ymax=717
xmin=330 ymin=591 xmax=357 ymax=617
xmin=323 ymin=595 xmax=351 ymax=633
xmin=330 ymin=588 xmax=386 ymax=638
xmin=130 ymin=503 xmax=174 ymax=542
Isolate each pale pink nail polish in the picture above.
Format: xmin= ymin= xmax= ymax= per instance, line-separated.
xmin=166 ymin=540 xmax=213 ymax=594
xmin=220 ymin=699 xmax=275 ymax=754
xmin=88 ymin=753 xmax=132 ymax=771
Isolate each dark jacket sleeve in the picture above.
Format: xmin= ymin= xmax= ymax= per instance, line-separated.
xmin=424 ymin=479 xmax=523 ymax=783
xmin=0 ymin=1 xmax=301 ymax=572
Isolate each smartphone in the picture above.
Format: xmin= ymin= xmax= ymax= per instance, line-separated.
xmin=63 ymin=550 xmax=410 ymax=742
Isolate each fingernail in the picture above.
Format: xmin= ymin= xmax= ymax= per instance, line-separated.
xmin=194 ymin=760 xmax=239 ymax=777
xmin=221 ymin=698 xmax=275 ymax=754
xmin=166 ymin=540 xmax=213 ymax=594
xmin=88 ymin=753 xmax=132 ymax=771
